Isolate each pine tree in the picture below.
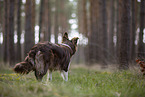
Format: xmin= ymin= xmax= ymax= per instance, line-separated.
xmin=118 ymin=0 xmax=131 ymax=69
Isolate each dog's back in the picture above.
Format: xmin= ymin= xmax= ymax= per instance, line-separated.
xmin=29 ymin=42 xmax=70 ymax=71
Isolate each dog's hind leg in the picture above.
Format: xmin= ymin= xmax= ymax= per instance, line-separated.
xmin=49 ymin=71 xmax=52 ymax=81
xmin=64 ymin=71 xmax=68 ymax=81
xmin=47 ymin=70 xmax=52 ymax=81
xmin=62 ymin=71 xmax=68 ymax=81
xmin=47 ymin=71 xmax=49 ymax=82
xmin=61 ymin=71 xmax=65 ymax=80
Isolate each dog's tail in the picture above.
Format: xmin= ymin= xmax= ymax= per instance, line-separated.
xmin=13 ymin=62 xmax=33 ymax=74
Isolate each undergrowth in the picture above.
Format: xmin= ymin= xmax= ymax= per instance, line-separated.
xmin=0 ymin=67 xmax=145 ymax=97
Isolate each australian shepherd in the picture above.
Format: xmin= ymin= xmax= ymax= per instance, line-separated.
xmin=13 ymin=32 xmax=79 ymax=81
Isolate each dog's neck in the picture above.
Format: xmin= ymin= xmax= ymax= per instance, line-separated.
xmin=61 ymin=43 xmax=73 ymax=55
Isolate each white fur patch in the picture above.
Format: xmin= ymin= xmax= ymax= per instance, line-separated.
xmin=64 ymin=71 xmax=68 ymax=81
xmin=60 ymin=71 xmax=68 ymax=81
xmin=47 ymin=70 xmax=52 ymax=81
xmin=68 ymin=62 xmax=71 ymax=71
xmin=49 ymin=72 xmax=52 ymax=81
xmin=61 ymin=71 xmax=65 ymax=80
xmin=35 ymin=51 xmax=45 ymax=74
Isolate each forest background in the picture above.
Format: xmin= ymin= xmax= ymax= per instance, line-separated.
xmin=0 ymin=0 xmax=145 ymax=70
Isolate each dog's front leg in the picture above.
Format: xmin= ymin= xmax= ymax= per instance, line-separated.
xmin=47 ymin=70 xmax=52 ymax=81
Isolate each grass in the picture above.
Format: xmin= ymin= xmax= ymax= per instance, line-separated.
xmin=0 ymin=66 xmax=145 ymax=97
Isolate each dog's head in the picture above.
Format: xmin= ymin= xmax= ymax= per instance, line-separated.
xmin=62 ymin=32 xmax=79 ymax=55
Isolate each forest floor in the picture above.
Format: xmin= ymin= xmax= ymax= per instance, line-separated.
xmin=0 ymin=64 xmax=145 ymax=97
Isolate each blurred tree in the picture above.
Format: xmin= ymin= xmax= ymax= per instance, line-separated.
xmin=16 ymin=0 xmax=22 ymax=61
xmin=88 ymin=0 xmax=99 ymax=64
xmin=100 ymin=0 xmax=108 ymax=66
xmin=130 ymin=0 xmax=137 ymax=63
xmin=138 ymin=0 xmax=145 ymax=60
xmin=88 ymin=0 xmax=108 ymax=66
xmin=118 ymin=0 xmax=131 ymax=70
xmin=54 ymin=0 xmax=59 ymax=43
xmin=31 ymin=0 xmax=35 ymax=40
xmin=42 ymin=0 xmax=51 ymax=41
xmin=0 ymin=0 xmax=3 ymax=61
xmin=39 ymin=0 xmax=44 ymax=42
xmin=47 ymin=0 xmax=51 ymax=41
xmin=3 ymin=0 xmax=9 ymax=63
xmin=116 ymin=0 xmax=119 ymax=62
xmin=77 ymin=0 xmax=88 ymax=64
xmin=8 ymin=0 xmax=15 ymax=65
xmin=108 ymin=0 xmax=115 ymax=63
xmin=59 ymin=0 xmax=69 ymax=33
xmin=78 ymin=0 xmax=88 ymax=36
xmin=24 ymin=0 xmax=34 ymax=57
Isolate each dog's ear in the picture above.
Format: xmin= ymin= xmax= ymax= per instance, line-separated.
xmin=71 ymin=37 xmax=79 ymax=45
xmin=62 ymin=32 xmax=69 ymax=42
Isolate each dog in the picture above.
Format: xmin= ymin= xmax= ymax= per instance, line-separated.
xmin=13 ymin=32 xmax=79 ymax=81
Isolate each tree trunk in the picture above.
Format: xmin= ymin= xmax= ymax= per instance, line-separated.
xmin=0 ymin=0 xmax=3 ymax=61
xmin=24 ymin=0 xmax=34 ymax=57
xmin=116 ymin=0 xmax=119 ymax=63
xmin=8 ymin=0 xmax=15 ymax=65
xmin=78 ymin=0 xmax=88 ymax=36
xmin=59 ymin=0 xmax=69 ymax=34
xmin=118 ymin=0 xmax=131 ymax=70
xmin=39 ymin=0 xmax=44 ymax=42
xmin=138 ymin=0 xmax=145 ymax=60
xmin=101 ymin=0 xmax=108 ymax=66
xmin=47 ymin=0 xmax=51 ymax=42
xmin=77 ymin=0 xmax=88 ymax=64
xmin=16 ymin=0 xmax=21 ymax=61
xmin=54 ymin=0 xmax=59 ymax=44
xmin=108 ymin=0 xmax=115 ymax=63
xmin=43 ymin=0 xmax=51 ymax=41
xmin=130 ymin=0 xmax=137 ymax=63
xmin=3 ymin=0 xmax=9 ymax=63
xmin=31 ymin=0 xmax=35 ymax=43
xmin=88 ymin=0 xmax=99 ymax=64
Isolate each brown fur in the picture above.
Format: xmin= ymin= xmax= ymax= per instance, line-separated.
xmin=136 ymin=59 xmax=145 ymax=76
xmin=13 ymin=32 xmax=79 ymax=81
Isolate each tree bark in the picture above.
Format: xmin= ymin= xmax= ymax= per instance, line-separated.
xmin=47 ymin=0 xmax=51 ymax=42
xmin=31 ymin=0 xmax=35 ymax=42
xmin=43 ymin=0 xmax=51 ymax=41
xmin=16 ymin=0 xmax=22 ymax=61
xmin=59 ymin=0 xmax=69 ymax=34
xmin=24 ymin=0 xmax=34 ymax=57
xmin=8 ymin=0 xmax=15 ymax=65
xmin=108 ymin=0 xmax=115 ymax=63
xmin=118 ymin=0 xmax=131 ymax=70
xmin=3 ymin=0 xmax=9 ymax=63
xmin=0 ymin=0 xmax=3 ymax=61
xmin=78 ymin=0 xmax=88 ymax=36
xmin=138 ymin=0 xmax=145 ymax=60
xmin=130 ymin=0 xmax=137 ymax=63
xmin=88 ymin=0 xmax=99 ymax=64
xmin=39 ymin=0 xmax=44 ymax=42
xmin=54 ymin=0 xmax=59 ymax=44
xmin=101 ymin=0 xmax=108 ymax=66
